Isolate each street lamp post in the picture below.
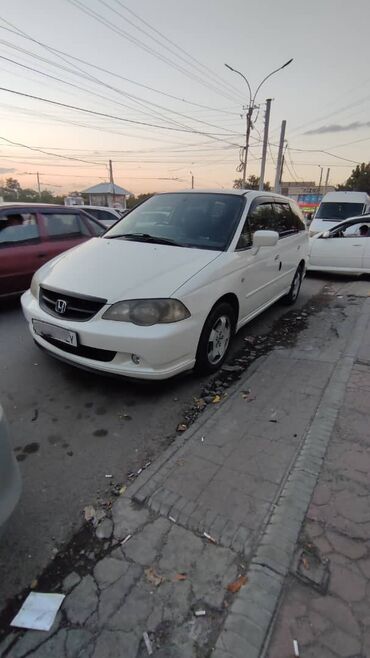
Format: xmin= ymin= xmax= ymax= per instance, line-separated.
xmin=225 ymin=59 xmax=293 ymax=188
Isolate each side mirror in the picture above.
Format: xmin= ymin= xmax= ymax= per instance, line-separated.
xmin=252 ymin=230 xmax=279 ymax=248
xmin=322 ymin=230 xmax=330 ymax=238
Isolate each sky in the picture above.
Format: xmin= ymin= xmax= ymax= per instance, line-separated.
xmin=0 ymin=0 xmax=370 ymax=196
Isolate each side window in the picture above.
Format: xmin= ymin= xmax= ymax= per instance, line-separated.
xmin=0 ymin=212 xmax=39 ymax=247
xmin=237 ymin=203 xmax=274 ymax=249
xmin=42 ymin=213 xmax=85 ymax=239
xmin=290 ymin=204 xmax=306 ymax=232
xmin=272 ymin=203 xmax=295 ymax=237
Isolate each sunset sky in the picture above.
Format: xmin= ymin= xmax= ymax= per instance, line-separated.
xmin=0 ymin=0 xmax=369 ymax=197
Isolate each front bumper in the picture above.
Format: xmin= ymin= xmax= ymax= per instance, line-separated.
xmin=21 ymin=291 xmax=199 ymax=380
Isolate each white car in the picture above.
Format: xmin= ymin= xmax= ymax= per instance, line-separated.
xmin=21 ymin=190 xmax=308 ymax=380
xmin=74 ymin=206 xmax=122 ymax=228
xmin=308 ymin=215 xmax=370 ymax=274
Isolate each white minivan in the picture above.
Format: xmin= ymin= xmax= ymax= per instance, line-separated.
xmin=309 ymin=191 xmax=370 ymax=236
xmin=21 ymin=190 xmax=308 ymax=380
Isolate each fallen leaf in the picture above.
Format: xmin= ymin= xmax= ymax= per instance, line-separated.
xmin=145 ymin=567 xmax=164 ymax=587
xmin=227 ymin=575 xmax=248 ymax=593
xmin=119 ymin=485 xmax=127 ymax=495
xmin=174 ymin=573 xmax=187 ymax=581
xmin=302 ymin=556 xmax=310 ymax=570
xmin=194 ymin=398 xmax=206 ymax=410
xmin=212 ymin=395 xmax=221 ymax=404
xmin=83 ymin=505 xmax=96 ymax=522
xmin=177 ymin=423 xmax=187 ymax=432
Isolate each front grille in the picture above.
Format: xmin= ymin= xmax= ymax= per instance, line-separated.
xmin=40 ymin=336 xmax=116 ymax=362
xmin=40 ymin=286 xmax=106 ymax=321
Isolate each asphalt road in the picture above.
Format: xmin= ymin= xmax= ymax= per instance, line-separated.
xmin=0 ymin=275 xmax=328 ymax=609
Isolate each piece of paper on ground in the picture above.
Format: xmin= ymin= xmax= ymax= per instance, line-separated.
xmin=11 ymin=592 xmax=65 ymax=631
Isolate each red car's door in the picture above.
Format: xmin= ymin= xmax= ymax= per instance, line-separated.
xmin=38 ymin=210 xmax=94 ymax=261
xmin=0 ymin=210 xmax=44 ymax=297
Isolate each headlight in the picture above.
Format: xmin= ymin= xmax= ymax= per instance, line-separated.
xmin=30 ymin=273 xmax=40 ymax=299
xmin=102 ymin=299 xmax=190 ymax=325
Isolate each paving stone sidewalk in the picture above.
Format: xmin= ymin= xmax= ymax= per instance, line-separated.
xmin=1 ymin=286 xmax=369 ymax=658
xmin=267 ymin=321 xmax=370 ymax=658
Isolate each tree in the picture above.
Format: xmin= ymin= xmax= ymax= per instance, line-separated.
xmin=126 ymin=192 xmax=153 ymax=209
xmin=337 ymin=163 xmax=370 ymax=195
xmin=233 ymin=176 xmax=271 ymax=191
xmin=0 ymin=177 xmax=64 ymax=204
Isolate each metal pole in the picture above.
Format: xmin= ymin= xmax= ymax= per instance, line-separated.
xmin=191 ymin=174 xmax=194 ymax=189
xmin=36 ymin=172 xmax=41 ymax=199
xmin=317 ymin=166 xmax=323 ymax=200
xmin=324 ymin=167 xmax=330 ymax=194
xmin=259 ymin=98 xmax=272 ymax=191
xmin=242 ymin=105 xmax=253 ymax=187
xmin=274 ymin=120 xmax=286 ymax=193
xmin=109 ymin=159 xmax=116 ymax=206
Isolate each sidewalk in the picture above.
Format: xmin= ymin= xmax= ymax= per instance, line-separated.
xmin=1 ymin=282 xmax=369 ymax=658
xmin=267 ymin=311 xmax=370 ymax=657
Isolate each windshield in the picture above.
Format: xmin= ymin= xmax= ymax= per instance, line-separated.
xmin=316 ymin=202 xmax=364 ymax=221
xmin=104 ymin=193 xmax=245 ymax=250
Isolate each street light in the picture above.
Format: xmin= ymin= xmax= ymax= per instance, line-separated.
xmin=225 ymin=59 xmax=293 ymax=187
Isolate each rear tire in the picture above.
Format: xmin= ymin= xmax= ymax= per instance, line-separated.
xmin=283 ymin=264 xmax=304 ymax=305
xmin=194 ymin=302 xmax=236 ymax=375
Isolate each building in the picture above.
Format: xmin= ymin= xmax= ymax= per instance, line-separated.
xmin=281 ymin=181 xmax=336 ymax=215
xmin=81 ymin=182 xmax=131 ymax=210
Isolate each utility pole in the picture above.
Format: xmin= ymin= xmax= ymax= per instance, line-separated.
xmin=242 ymin=105 xmax=254 ymax=188
xmin=324 ymin=167 xmax=330 ymax=194
xmin=259 ymin=98 xmax=272 ymax=191
xmin=317 ymin=166 xmax=324 ymax=200
xmin=225 ymin=59 xmax=293 ymax=189
xmin=274 ymin=120 xmax=286 ymax=193
xmin=36 ymin=172 xmax=41 ymax=199
xmin=190 ymin=172 xmax=194 ymax=189
xmin=109 ymin=160 xmax=116 ymax=206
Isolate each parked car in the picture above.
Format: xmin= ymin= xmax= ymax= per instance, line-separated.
xmin=309 ymin=191 xmax=370 ymax=236
xmin=308 ymin=215 xmax=370 ymax=274
xmin=0 ymin=404 xmax=21 ymax=535
xmin=0 ymin=204 xmax=105 ymax=298
xmin=73 ymin=206 xmax=122 ymax=228
xmin=21 ymin=190 xmax=308 ymax=380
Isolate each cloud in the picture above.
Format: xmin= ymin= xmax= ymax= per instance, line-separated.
xmin=0 ymin=167 xmax=16 ymax=174
xmin=304 ymin=121 xmax=370 ymax=135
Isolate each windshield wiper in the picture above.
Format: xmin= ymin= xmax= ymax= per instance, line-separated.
xmin=107 ymin=232 xmax=181 ymax=246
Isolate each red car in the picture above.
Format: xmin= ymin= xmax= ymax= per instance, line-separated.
xmin=0 ymin=204 xmax=105 ymax=298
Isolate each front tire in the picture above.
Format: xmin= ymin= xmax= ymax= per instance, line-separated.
xmin=194 ymin=302 xmax=236 ymax=375
xmin=283 ymin=264 xmax=304 ymax=305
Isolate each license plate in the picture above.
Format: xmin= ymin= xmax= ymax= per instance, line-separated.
xmin=32 ymin=320 xmax=78 ymax=347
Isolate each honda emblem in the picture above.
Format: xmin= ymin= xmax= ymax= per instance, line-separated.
xmin=55 ymin=299 xmax=67 ymax=314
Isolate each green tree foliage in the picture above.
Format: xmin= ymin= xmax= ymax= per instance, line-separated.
xmin=233 ymin=176 xmax=271 ymax=191
xmin=0 ymin=178 xmax=64 ymax=204
xmin=126 ymin=192 xmax=154 ymax=209
xmin=337 ymin=163 xmax=370 ymax=194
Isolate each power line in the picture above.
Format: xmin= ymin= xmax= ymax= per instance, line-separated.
xmin=0 ymin=21 xmax=241 ymax=116
xmin=64 ymin=0 xmax=242 ymax=103
xmin=0 ymin=86 xmax=243 ymax=146
xmin=0 ymin=51 xmax=244 ymax=136
xmin=100 ymin=0 xmax=244 ymax=100
xmin=0 ymin=136 xmax=103 ymax=165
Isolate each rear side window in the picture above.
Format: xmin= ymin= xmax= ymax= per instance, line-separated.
xmin=42 ymin=213 xmax=88 ymax=238
xmin=271 ymin=203 xmax=305 ymax=236
xmin=237 ymin=203 xmax=274 ymax=249
xmin=0 ymin=212 xmax=39 ymax=246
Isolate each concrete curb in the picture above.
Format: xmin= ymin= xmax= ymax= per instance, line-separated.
xmin=213 ymin=298 xmax=370 ymax=658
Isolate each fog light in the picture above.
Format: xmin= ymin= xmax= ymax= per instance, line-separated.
xmin=131 ymin=354 xmax=141 ymax=365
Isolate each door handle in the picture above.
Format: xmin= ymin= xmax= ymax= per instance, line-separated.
xmin=352 ymin=245 xmax=362 ymax=247
xmin=37 ymin=253 xmax=47 ymax=258
xmin=274 ymin=255 xmax=280 ymax=261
